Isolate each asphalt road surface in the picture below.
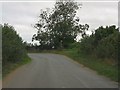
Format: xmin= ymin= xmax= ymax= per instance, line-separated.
xmin=3 ymin=53 xmax=118 ymax=88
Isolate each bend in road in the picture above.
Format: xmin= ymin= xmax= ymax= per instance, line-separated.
xmin=3 ymin=53 xmax=118 ymax=88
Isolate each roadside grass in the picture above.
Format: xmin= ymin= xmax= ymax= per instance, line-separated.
xmin=3 ymin=55 xmax=31 ymax=79
xmin=39 ymin=48 xmax=118 ymax=82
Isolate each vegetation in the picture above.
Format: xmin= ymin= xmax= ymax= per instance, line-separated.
xmin=2 ymin=24 xmax=31 ymax=78
xmin=80 ymin=25 xmax=119 ymax=65
xmin=41 ymin=48 xmax=118 ymax=81
xmin=27 ymin=25 xmax=119 ymax=82
xmin=1 ymin=0 xmax=119 ymax=82
xmin=79 ymin=25 xmax=119 ymax=82
xmin=32 ymin=0 xmax=89 ymax=50
xmin=24 ymin=0 xmax=119 ymax=82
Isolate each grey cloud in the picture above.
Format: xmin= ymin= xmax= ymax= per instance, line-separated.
xmin=77 ymin=2 xmax=118 ymax=30
xmin=14 ymin=24 xmax=36 ymax=42
xmin=2 ymin=2 xmax=55 ymax=24
xmin=1 ymin=2 xmax=55 ymax=43
xmin=119 ymin=1 xmax=120 ymax=28
xmin=1 ymin=1 xmax=118 ymax=43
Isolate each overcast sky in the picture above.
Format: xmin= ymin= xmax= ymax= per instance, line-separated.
xmin=0 ymin=0 xmax=118 ymax=43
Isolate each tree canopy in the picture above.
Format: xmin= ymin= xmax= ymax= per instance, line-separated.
xmin=32 ymin=0 xmax=89 ymax=50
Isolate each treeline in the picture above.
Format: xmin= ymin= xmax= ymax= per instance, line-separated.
xmin=80 ymin=25 xmax=119 ymax=65
xmin=2 ymin=24 xmax=30 ymax=76
xmin=26 ymin=25 xmax=120 ymax=65
xmin=24 ymin=42 xmax=40 ymax=52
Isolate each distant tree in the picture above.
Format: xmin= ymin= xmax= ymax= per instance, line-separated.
xmin=32 ymin=0 xmax=89 ymax=49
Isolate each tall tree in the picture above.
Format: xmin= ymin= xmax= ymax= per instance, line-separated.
xmin=32 ymin=0 xmax=89 ymax=49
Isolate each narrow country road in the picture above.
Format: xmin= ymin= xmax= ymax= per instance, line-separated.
xmin=3 ymin=53 xmax=118 ymax=88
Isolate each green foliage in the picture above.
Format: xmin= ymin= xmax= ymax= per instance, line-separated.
xmin=96 ymin=32 xmax=119 ymax=60
xmin=68 ymin=42 xmax=80 ymax=49
xmin=80 ymin=36 xmax=95 ymax=54
xmin=80 ymin=25 xmax=119 ymax=65
xmin=2 ymin=24 xmax=27 ymax=66
xmin=94 ymin=25 xmax=118 ymax=46
xmin=3 ymin=55 xmax=31 ymax=78
xmin=32 ymin=0 xmax=89 ymax=50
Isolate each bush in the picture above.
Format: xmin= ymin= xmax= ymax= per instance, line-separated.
xmin=80 ymin=25 xmax=119 ymax=64
xmin=96 ymin=32 xmax=119 ymax=61
xmin=80 ymin=36 xmax=95 ymax=54
xmin=2 ymin=24 xmax=27 ymax=66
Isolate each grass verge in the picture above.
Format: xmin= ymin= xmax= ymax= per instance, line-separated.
xmin=39 ymin=48 xmax=118 ymax=82
xmin=3 ymin=55 xmax=31 ymax=79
